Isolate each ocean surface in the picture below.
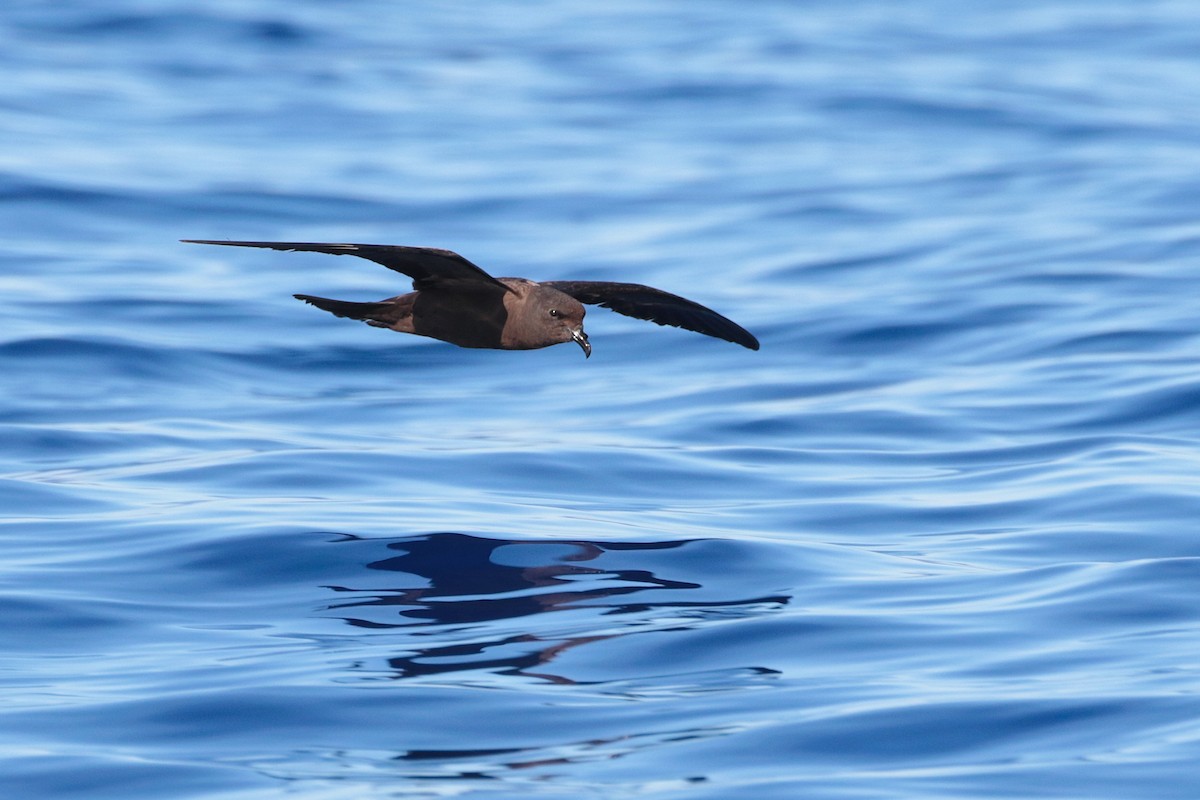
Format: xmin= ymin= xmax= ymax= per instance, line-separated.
xmin=4 ymin=1 xmax=1200 ymax=798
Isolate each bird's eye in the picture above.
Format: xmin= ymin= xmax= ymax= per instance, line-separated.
xmin=549 ymin=309 xmax=560 ymax=318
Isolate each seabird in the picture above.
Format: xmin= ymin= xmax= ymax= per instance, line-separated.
xmin=182 ymin=240 xmax=759 ymax=357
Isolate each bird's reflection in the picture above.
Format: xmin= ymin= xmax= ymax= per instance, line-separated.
xmin=323 ymin=532 xmax=788 ymax=685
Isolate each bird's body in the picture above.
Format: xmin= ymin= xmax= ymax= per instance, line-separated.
xmin=182 ymin=240 xmax=758 ymax=357
xmin=296 ymin=277 xmax=587 ymax=352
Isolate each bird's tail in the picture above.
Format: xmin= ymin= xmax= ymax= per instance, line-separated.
xmin=294 ymin=294 xmax=397 ymax=328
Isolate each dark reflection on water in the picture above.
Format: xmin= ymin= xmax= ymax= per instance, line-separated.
xmin=323 ymin=532 xmax=789 ymax=684
xmin=386 ymin=729 xmax=728 ymax=782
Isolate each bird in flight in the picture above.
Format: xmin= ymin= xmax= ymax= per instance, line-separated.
xmin=181 ymin=240 xmax=759 ymax=357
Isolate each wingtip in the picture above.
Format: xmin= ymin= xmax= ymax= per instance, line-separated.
xmin=719 ymin=324 xmax=760 ymax=351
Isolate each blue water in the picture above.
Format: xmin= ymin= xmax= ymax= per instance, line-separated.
xmin=4 ymin=1 xmax=1200 ymax=797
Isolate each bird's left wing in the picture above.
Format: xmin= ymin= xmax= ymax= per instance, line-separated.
xmin=544 ymin=281 xmax=759 ymax=350
xmin=181 ymin=240 xmax=512 ymax=293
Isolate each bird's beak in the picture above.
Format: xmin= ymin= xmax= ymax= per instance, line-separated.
xmin=572 ymin=327 xmax=591 ymax=358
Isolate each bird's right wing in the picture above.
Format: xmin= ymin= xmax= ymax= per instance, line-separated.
xmin=544 ymin=280 xmax=759 ymax=350
xmin=181 ymin=240 xmax=512 ymax=293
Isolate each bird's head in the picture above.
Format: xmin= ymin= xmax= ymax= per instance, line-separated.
xmin=527 ymin=285 xmax=589 ymax=357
